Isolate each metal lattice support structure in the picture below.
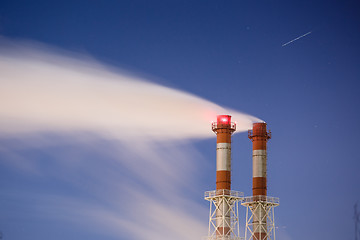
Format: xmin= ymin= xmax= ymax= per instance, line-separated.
xmin=242 ymin=196 xmax=279 ymax=240
xmin=205 ymin=189 xmax=244 ymax=240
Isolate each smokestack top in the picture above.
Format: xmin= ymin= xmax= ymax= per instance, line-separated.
xmin=249 ymin=122 xmax=271 ymax=140
xmin=253 ymin=122 xmax=267 ymax=134
xmin=212 ymin=115 xmax=236 ymax=133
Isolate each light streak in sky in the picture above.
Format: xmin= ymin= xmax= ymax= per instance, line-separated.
xmin=282 ymin=31 xmax=312 ymax=47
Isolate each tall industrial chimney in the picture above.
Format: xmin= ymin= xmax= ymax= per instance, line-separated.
xmin=214 ymin=115 xmax=235 ymax=193
xmin=242 ymin=122 xmax=279 ymax=240
xmin=205 ymin=115 xmax=243 ymax=240
xmin=250 ymin=123 xmax=270 ymax=239
xmin=250 ymin=122 xmax=270 ymax=198
xmin=214 ymin=115 xmax=235 ymax=235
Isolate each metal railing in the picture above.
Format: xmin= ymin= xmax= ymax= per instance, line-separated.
xmin=248 ymin=129 xmax=271 ymax=139
xmin=205 ymin=189 xmax=244 ymax=199
xmin=242 ymin=195 xmax=279 ymax=205
xmin=212 ymin=122 xmax=236 ymax=131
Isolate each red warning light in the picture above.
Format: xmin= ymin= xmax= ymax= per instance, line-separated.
xmin=212 ymin=114 xmax=236 ymax=132
xmin=217 ymin=115 xmax=231 ymax=124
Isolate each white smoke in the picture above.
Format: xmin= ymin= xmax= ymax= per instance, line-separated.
xmin=0 ymin=40 xmax=261 ymax=240
xmin=0 ymin=41 xmax=260 ymax=140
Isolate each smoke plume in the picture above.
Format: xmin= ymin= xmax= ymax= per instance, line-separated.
xmin=0 ymin=41 xmax=260 ymax=140
xmin=0 ymin=40 xmax=261 ymax=240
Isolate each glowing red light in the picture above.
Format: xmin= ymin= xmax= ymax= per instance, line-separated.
xmin=217 ymin=115 xmax=231 ymax=124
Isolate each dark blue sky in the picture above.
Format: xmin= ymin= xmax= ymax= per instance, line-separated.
xmin=1 ymin=0 xmax=360 ymax=240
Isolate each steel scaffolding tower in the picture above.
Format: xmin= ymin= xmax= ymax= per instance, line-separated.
xmin=242 ymin=196 xmax=279 ymax=240
xmin=205 ymin=189 xmax=244 ymax=240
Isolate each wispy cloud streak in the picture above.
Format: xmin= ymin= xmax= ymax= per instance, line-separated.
xmin=0 ymin=41 xmax=260 ymax=140
xmin=0 ymin=40 xmax=262 ymax=240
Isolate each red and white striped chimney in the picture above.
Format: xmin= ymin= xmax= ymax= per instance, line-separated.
xmin=248 ymin=122 xmax=271 ymax=240
xmin=212 ymin=115 xmax=236 ymax=236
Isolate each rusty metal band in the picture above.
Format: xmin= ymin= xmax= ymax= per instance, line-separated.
xmin=216 ymin=170 xmax=231 ymax=190
xmin=216 ymin=130 xmax=232 ymax=143
xmin=216 ymin=227 xmax=231 ymax=235
xmin=254 ymin=232 xmax=267 ymax=240
xmin=252 ymin=139 xmax=267 ymax=150
xmin=252 ymin=177 xmax=267 ymax=196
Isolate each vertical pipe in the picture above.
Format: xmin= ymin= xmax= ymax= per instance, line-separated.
xmin=212 ymin=115 xmax=236 ymax=236
xmin=249 ymin=122 xmax=271 ymax=240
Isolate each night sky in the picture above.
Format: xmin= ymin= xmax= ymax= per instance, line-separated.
xmin=1 ymin=1 xmax=360 ymax=240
